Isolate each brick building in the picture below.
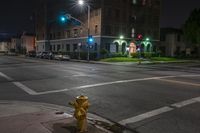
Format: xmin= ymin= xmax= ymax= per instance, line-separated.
xmin=35 ymin=0 xmax=161 ymax=59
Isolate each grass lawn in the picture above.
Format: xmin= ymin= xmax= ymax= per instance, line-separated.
xmin=100 ymin=57 xmax=180 ymax=62
xmin=150 ymin=57 xmax=178 ymax=61
xmin=100 ymin=57 xmax=140 ymax=62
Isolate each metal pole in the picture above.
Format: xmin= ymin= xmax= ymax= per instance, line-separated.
xmin=87 ymin=5 xmax=90 ymax=61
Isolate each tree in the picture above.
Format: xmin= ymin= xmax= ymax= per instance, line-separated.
xmin=183 ymin=8 xmax=200 ymax=57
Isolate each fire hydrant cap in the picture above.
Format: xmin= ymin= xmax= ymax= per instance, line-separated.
xmin=76 ymin=95 xmax=88 ymax=100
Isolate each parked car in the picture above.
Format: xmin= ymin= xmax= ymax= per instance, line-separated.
xmin=7 ymin=52 xmax=17 ymax=56
xmin=26 ymin=50 xmax=36 ymax=57
xmin=41 ymin=51 xmax=49 ymax=59
xmin=54 ymin=54 xmax=70 ymax=61
xmin=36 ymin=52 xmax=42 ymax=58
xmin=47 ymin=52 xmax=53 ymax=60
xmin=36 ymin=51 xmax=49 ymax=59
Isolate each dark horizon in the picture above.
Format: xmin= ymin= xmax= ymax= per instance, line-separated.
xmin=0 ymin=0 xmax=200 ymax=34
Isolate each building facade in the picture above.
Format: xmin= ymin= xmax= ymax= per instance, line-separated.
xmin=159 ymin=28 xmax=196 ymax=57
xmin=0 ymin=41 xmax=10 ymax=53
xmin=10 ymin=38 xmax=21 ymax=53
xmin=35 ymin=0 xmax=161 ymax=59
xmin=21 ymin=34 xmax=36 ymax=53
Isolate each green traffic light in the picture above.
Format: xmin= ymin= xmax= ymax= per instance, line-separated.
xmin=60 ymin=16 xmax=66 ymax=23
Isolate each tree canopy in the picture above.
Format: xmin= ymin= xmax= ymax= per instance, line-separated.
xmin=183 ymin=8 xmax=200 ymax=45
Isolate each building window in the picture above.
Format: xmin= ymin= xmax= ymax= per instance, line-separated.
xmin=50 ymin=33 xmax=53 ymax=39
xmin=105 ymin=25 xmax=112 ymax=35
xmin=73 ymin=44 xmax=78 ymax=52
xmin=177 ymin=34 xmax=181 ymax=42
xmin=94 ymin=43 xmax=97 ymax=51
xmin=73 ymin=29 xmax=78 ymax=37
xmin=67 ymin=30 xmax=70 ymax=38
xmin=105 ymin=43 xmax=110 ymax=51
xmin=57 ymin=32 xmax=61 ymax=38
xmin=115 ymin=9 xmax=120 ymax=20
xmin=80 ymin=28 xmax=83 ymax=35
xmin=95 ymin=25 xmax=98 ymax=34
xmin=57 ymin=45 xmax=61 ymax=51
xmin=66 ymin=44 xmax=70 ymax=51
xmin=95 ymin=10 xmax=99 ymax=16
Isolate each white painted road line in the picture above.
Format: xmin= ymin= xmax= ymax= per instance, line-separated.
xmin=0 ymin=72 xmax=13 ymax=81
xmin=119 ymin=106 xmax=173 ymax=126
xmin=171 ymin=98 xmax=197 ymax=108
xmin=158 ymin=78 xmax=200 ymax=87
xmin=194 ymin=97 xmax=200 ymax=102
xmin=119 ymin=96 xmax=200 ymax=126
xmin=34 ymin=74 xmax=200 ymax=95
xmin=12 ymin=82 xmax=37 ymax=95
xmin=34 ymin=76 xmax=177 ymax=95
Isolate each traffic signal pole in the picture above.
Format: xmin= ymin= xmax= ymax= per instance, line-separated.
xmin=87 ymin=5 xmax=90 ymax=61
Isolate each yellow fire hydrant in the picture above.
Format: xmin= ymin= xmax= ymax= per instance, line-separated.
xmin=69 ymin=95 xmax=89 ymax=132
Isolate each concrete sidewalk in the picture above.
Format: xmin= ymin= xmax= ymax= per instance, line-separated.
xmin=0 ymin=100 xmax=114 ymax=133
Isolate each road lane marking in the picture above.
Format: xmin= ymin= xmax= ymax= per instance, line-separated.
xmin=194 ymin=97 xmax=200 ymax=102
xmin=33 ymin=76 xmax=177 ymax=95
xmin=118 ymin=96 xmax=200 ymax=126
xmin=12 ymin=82 xmax=37 ymax=95
xmin=171 ymin=98 xmax=197 ymax=108
xmin=119 ymin=106 xmax=173 ymax=125
xmin=157 ymin=78 xmax=200 ymax=87
xmin=32 ymin=74 xmax=200 ymax=95
xmin=0 ymin=72 xmax=13 ymax=81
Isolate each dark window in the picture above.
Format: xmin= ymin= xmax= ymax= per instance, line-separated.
xmin=53 ymin=45 xmax=55 ymax=51
xmin=95 ymin=10 xmax=99 ymax=16
xmin=73 ymin=44 xmax=78 ymax=52
xmin=66 ymin=44 xmax=70 ymax=51
xmin=177 ymin=34 xmax=181 ymax=42
xmin=67 ymin=30 xmax=70 ymax=38
xmin=57 ymin=45 xmax=61 ymax=51
xmin=94 ymin=43 xmax=97 ymax=51
xmin=105 ymin=25 xmax=112 ymax=35
xmin=95 ymin=25 xmax=98 ymax=34
xmin=57 ymin=32 xmax=61 ymax=38
xmin=115 ymin=9 xmax=120 ymax=20
xmin=73 ymin=29 xmax=78 ymax=37
xmin=160 ymin=34 xmax=166 ymax=41
xmin=105 ymin=43 xmax=110 ymax=51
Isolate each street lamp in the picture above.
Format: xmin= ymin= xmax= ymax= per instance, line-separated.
xmin=78 ymin=0 xmax=91 ymax=61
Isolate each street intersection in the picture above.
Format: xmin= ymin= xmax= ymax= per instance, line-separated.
xmin=0 ymin=56 xmax=200 ymax=133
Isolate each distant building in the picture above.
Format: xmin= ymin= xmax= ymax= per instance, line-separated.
xmin=21 ymin=33 xmax=35 ymax=53
xmin=159 ymin=28 xmax=194 ymax=57
xmin=10 ymin=38 xmax=21 ymax=53
xmin=0 ymin=41 xmax=10 ymax=53
xmin=35 ymin=0 xmax=161 ymax=59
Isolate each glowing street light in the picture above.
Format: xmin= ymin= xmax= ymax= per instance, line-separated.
xmin=78 ymin=0 xmax=84 ymax=5
xmin=120 ymin=35 xmax=124 ymax=39
xmin=146 ymin=38 xmax=150 ymax=41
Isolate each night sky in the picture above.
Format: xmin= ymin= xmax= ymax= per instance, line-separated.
xmin=0 ymin=0 xmax=200 ymax=34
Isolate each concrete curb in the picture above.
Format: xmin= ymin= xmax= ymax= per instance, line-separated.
xmin=0 ymin=100 xmax=114 ymax=125
xmin=0 ymin=100 xmax=116 ymax=133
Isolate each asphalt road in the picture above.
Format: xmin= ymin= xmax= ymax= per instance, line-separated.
xmin=0 ymin=56 xmax=200 ymax=133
